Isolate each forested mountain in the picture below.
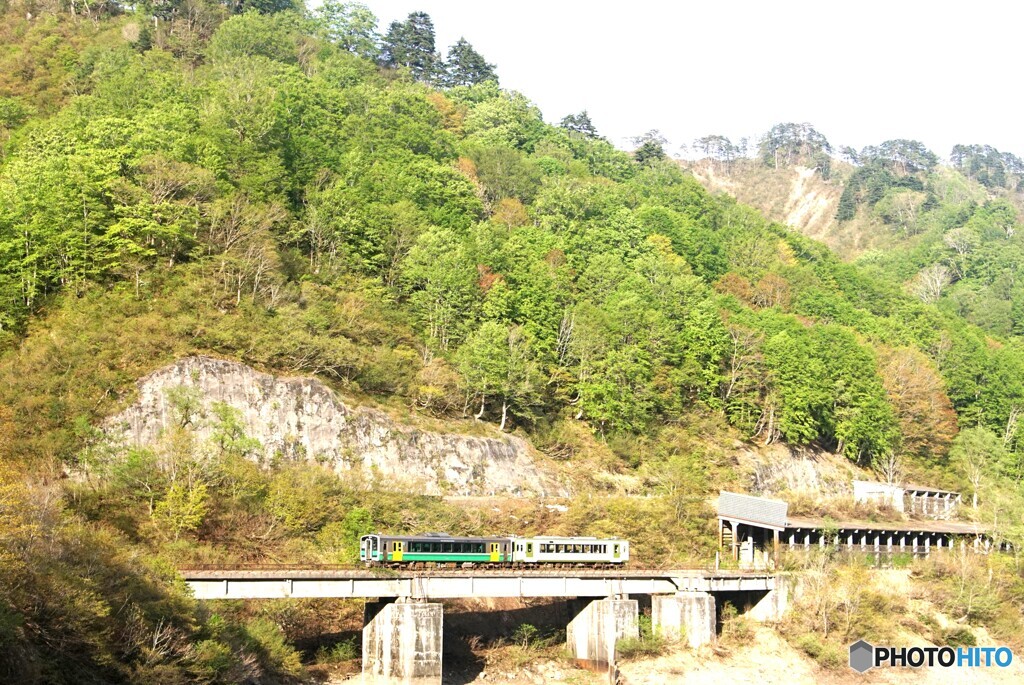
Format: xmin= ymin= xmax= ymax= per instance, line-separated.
xmin=1 ymin=3 xmax=1023 ymax=683
xmin=688 ymin=126 xmax=1024 ymax=342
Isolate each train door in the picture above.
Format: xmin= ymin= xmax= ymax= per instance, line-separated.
xmin=613 ymin=543 xmax=621 ymax=560
xmin=489 ymin=542 xmax=500 ymax=562
xmin=393 ymin=541 xmax=404 ymax=561
xmin=525 ymin=541 xmax=535 ymax=561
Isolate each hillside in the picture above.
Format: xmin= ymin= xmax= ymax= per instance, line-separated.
xmin=690 ymin=160 xmax=873 ymax=256
xmin=0 ymin=3 xmax=1023 ymax=684
xmin=686 ymin=128 xmax=1024 ymax=342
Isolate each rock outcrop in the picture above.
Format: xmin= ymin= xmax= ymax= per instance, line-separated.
xmin=105 ymin=356 xmax=564 ymax=497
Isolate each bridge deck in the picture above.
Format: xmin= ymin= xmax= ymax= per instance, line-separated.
xmin=181 ymin=567 xmax=775 ymax=600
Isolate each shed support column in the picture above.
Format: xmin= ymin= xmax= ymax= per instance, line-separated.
xmin=362 ymin=599 xmax=443 ymax=684
xmin=652 ymin=592 xmax=715 ymax=648
xmin=567 ymin=597 xmax=639 ymax=673
xmin=773 ymin=529 xmax=780 ymax=568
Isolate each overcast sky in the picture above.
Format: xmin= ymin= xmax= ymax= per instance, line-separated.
xmin=354 ymin=1 xmax=1023 ymax=160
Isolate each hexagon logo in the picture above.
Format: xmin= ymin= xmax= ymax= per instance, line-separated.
xmin=849 ymin=640 xmax=874 ymax=673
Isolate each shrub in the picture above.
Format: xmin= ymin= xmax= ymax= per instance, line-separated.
xmin=511 ymin=623 xmax=540 ymax=649
xmin=316 ymin=638 xmax=358 ymax=663
xmin=244 ymin=618 xmax=304 ymax=678
xmin=719 ymin=603 xmax=755 ymax=647
xmin=616 ymin=616 xmax=669 ymax=659
xmin=190 ymin=639 xmax=238 ymax=682
xmin=794 ymin=633 xmax=844 ymax=669
xmin=942 ymin=626 xmax=976 ymax=648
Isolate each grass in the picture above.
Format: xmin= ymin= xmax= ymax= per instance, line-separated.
xmin=616 ymin=616 xmax=672 ymax=660
xmin=315 ymin=638 xmax=358 ymax=663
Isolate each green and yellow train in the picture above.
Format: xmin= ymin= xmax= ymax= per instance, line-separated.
xmin=359 ymin=532 xmax=629 ymax=567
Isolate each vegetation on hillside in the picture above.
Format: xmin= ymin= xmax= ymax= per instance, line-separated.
xmin=0 ymin=2 xmax=1022 ymax=682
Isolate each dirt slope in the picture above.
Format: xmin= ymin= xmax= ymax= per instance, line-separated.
xmin=687 ymin=160 xmax=887 ymax=259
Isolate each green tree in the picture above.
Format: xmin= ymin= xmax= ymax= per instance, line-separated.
xmin=153 ymin=481 xmax=209 ymax=540
xmin=632 ymin=130 xmax=667 ymax=165
xmin=381 ymin=11 xmax=438 ymax=82
xmin=758 ymin=122 xmax=831 ymax=169
xmin=950 ymin=427 xmax=1005 ymax=509
xmin=441 ymin=38 xmax=497 ymax=87
xmin=559 ymin=110 xmax=598 ymax=138
xmin=316 ymin=1 xmax=380 ymax=59
xmin=457 ymin=322 xmax=541 ymax=429
xmin=860 ymin=139 xmax=938 ymax=175
xmin=464 ymin=91 xmax=546 ymax=151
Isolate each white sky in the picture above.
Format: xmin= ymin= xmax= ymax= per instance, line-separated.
xmin=353 ymin=1 xmax=1024 ymax=160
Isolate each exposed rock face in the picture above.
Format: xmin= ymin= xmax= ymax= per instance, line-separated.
xmin=105 ymin=356 xmax=564 ymax=497
xmin=737 ymin=443 xmax=860 ymax=497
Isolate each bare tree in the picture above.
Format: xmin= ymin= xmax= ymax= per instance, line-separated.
xmin=943 ymin=227 xmax=977 ymax=278
xmin=1003 ymin=406 xmax=1021 ymax=448
xmin=910 ymin=264 xmax=952 ymax=304
xmin=720 ymin=324 xmax=762 ymax=404
xmin=875 ymin=451 xmax=904 ymax=486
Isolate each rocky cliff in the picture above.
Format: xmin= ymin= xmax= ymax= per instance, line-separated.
xmin=105 ymin=356 xmax=564 ymax=497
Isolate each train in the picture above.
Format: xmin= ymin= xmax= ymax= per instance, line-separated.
xmin=359 ymin=532 xmax=630 ymax=567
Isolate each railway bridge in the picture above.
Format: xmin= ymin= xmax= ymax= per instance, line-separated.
xmin=181 ymin=567 xmax=783 ymax=683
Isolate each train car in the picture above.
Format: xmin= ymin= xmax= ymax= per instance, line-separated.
xmin=510 ymin=536 xmax=629 ymax=565
xmin=360 ymin=532 xmax=512 ymax=566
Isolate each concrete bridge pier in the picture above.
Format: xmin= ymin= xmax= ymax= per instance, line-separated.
xmin=566 ymin=596 xmax=639 ymax=672
xmin=362 ymin=598 xmax=443 ymax=684
xmin=652 ymin=592 xmax=716 ymax=648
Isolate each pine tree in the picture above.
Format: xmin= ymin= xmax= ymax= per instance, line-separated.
xmin=559 ymin=111 xmax=598 ymax=138
xmin=442 ymin=38 xmax=497 ymax=87
xmin=381 ymin=11 xmax=438 ymax=82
